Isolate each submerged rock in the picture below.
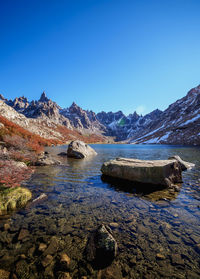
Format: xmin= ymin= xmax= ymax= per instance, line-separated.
xmin=15 ymin=260 xmax=29 ymax=279
xmin=0 ymin=187 xmax=32 ymax=215
xmin=86 ymin=224 xmax=117 ymax=268
xmin=43 ymin=236 xmax=60 ymax=256
xmin=101 ymin=157 xmax=182 ymax=187
xmin=168 ymin=155 xmax=195 ymax=171
xmin=59 ymin=253 xmax=71 ymax=270
xmin=42 ymin=254 xmax=53 ymax=267
xmin=31 ymin=193 xmax=47 ymax=204
xmin=0 ymin=269 xmax=10 ymax=279
xmin=35 ymin=153 xmax=61 ymax=166
xmin=58 ymin=152 xmax=68 ymax=156
xmin=18 ymin=228 xmax=29 ymax=241
xmin=67 ymin=140 xmax=97 ymax=159
xmin=58 ymin=272 xmax=72 ymax=279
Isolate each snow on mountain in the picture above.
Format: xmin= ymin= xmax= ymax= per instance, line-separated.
xmin=129 ymin=85 xmax=200 ymax=145
xmin=1 ymin=84 xmax=200 ymax=145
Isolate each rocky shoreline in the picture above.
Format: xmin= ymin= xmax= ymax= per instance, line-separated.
xmin=0 ymin=143 xmax=199 ymax=278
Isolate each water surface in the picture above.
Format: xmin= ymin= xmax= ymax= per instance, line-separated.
xmin=0 ymin=144 xmax=200 ymax=278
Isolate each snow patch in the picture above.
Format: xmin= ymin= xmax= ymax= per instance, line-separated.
xmin=179 ymin=114 xmax=200 ymax=127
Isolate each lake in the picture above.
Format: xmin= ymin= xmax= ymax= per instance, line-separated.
xmin=0 ymin=144 xmax=200 ymax=278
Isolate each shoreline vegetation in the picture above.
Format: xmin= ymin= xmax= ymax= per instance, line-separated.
xmin=0 ymin=115 xmax=107 ymax=215
xmin=0 ymin=115 xmax=60 ymax=215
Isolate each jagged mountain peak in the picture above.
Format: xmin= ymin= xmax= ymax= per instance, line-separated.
xmin=69 ymin=102 xmax=82 ymax=114
xmin=39 ymin=91 xmax=49 ymax=103
xmin=0 ymin=94 xmax=7 ymax=101
xmin=128 ymin=111 xmax=140 ymax=118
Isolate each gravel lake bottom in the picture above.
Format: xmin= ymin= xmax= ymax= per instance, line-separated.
xmin=0 ymin=144 xmax=200 ymax=279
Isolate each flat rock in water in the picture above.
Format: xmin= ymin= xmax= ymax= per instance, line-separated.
xmin=35 ymin=154 xmax=61 ymax=166
xmin=67 ymin=140 xmax=97 ymax=159
xmin=101 ymin=157 xmax=182 ymax=187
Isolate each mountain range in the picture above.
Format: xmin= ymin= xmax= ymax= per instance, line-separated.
xmin=0 ymin=84 xmax=200 ymax=145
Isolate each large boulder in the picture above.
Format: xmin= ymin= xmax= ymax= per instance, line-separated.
xmin=85 ymin=224 xmax=117 ymax=268
xmin=67 ymin=140 xmax=97 ymax=159
xmin=168 ymin=155 xmax=195 ymax=171
xmin=101 ymin=157 xmax=182 ymax=187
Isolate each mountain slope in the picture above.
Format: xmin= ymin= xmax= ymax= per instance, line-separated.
xmin=1 ymin=85 xmax=200 ymax=145
xmin=128 ymin=85 xmax=200 ymax=145
xmin=0 ymin=100 xmax=106 ymax=143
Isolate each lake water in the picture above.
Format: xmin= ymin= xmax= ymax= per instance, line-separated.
xmin=0 ymin=144 xmax=200 ymax=278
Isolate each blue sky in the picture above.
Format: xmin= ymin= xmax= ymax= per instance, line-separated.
xmin=0 ymin=0 xmax=200 ymax=115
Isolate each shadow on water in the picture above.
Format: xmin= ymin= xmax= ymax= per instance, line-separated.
xmin=101 ymin=174 xmax=181 ymax=201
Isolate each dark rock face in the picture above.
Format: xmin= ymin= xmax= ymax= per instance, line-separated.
xmin=60 ymin=102 xmax=105 ymax=132
xmin=85 ymin=224 xmax=118 ymax=268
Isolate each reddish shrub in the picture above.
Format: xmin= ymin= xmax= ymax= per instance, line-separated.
xmin=0 ymin=160 xmax=34 ymax=188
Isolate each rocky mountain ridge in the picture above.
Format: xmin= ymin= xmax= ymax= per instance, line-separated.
xmin=0 ymin=85 xmax=200 ymax=145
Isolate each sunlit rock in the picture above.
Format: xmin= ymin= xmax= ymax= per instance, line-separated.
xmin=67 ymin=140 xmax=97 ymax=159
xmin=101 ymin=157 xmax=182 ymax=187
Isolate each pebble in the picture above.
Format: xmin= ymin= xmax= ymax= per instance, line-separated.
xmin=42 ymin=254 xmax=53 ymax=267
xmin=18 ymin=229 xmax=29 ymax=241
xmin=15 ymin=260 xmax=29 ymax=278
xmin=58 ymin=272 xmax=72 ymax=279
xmin=195 ymin=244 xmax=200 ymax=253
xmin=173 ymin=213 xmax=179 ymax=218
xmin=109 ymin=222 xmax=119 ymax=229
xmin=156 ymin=253 xmax=166 ymax=260
xmin=171 ymin=254 xmax=184 ymax=265
xmin=0 ymin=269 xmax=10 ymax=279
xmin=38 ymin=243 xmax=47 ymax=252
xmin=129 ymin=256 xmax=137 ymax=266
xmin=43 ymin=236 xmax=59 ymax=255
xmin=3 ymin=224 xmax=10 ymax=231
xmin=20 ymin=254 xmax=26 ymax=259
xmin=60 ymin=253 xmax=71 ymax=269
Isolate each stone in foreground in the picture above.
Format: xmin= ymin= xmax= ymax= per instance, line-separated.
xmin=101 ymin=157 xmax=183 ymax=187
xmin=67 ymin=140 xmax=97 ymax=159
xmin=86 ymin=224 xmax=117 ymax=268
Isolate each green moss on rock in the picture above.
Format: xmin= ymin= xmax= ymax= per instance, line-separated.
xmin=0 ymin=186 xmax=32 ymax=215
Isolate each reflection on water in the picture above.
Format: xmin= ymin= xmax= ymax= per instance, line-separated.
xmin=0 ymin=144 xmax=200 ymax=278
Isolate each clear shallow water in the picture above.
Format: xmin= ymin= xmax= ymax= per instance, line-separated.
xmin=0 ymin=144 xmax=200 ymax=278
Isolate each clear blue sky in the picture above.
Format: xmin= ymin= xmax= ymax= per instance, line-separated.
xmin=0 ymin=0 xmax=200 ymax=115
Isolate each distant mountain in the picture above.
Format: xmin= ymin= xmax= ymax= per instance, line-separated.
xmin=0 ymin=85 xmax=200 ymax=145
xmin=60 ymin=102 xmax=105 ymax=133
xmin=128 ymin=85 xmax=200 ymax=145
